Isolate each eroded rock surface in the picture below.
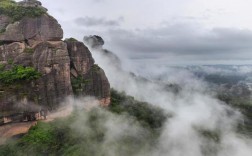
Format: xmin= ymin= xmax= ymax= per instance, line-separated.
xmin=0 ymin=14 xmax=63 ymax=42
xmin=0 ymin=0 xmax=110 ymax=124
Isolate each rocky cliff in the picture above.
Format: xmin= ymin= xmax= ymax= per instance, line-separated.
xmin=0 ymin=0 xmax=110 ymax=123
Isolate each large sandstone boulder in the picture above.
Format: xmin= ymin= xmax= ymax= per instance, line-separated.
xmin=0 ymin=14 xmax=63 ymax=42
xmin=18 ymin=0 xmax=47 ymax=11
xmin=66 ymin=40 xmax=110 ymax=106
xmin=82 ymin=65 xmax=111 ymax=106
xmin=66 ymin=41 xmax=94 ymax=75
xmin=32 ymin=41 xmax=72 ymax=109
xmin=84 ymin=35 xmax=104 ymax=49
xmin=0 ymin=41 xmax=73 ymax=114
xmin=0 ymin=15 xmax=10 ymax=32
xmin=0 ymin=0 xmax=111 ymax=123
xmin=0 ymin=42 xmax=25 ymax=64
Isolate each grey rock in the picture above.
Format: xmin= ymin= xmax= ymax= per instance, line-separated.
xmin=0 ymin=42 xmax=25 ymax=64
xmin=0 ymin=15 xmax=10 ymax=32
xmin=18 ymin=0 xmax=48 ymax=11
xmin=0 ymin=14 xmax=63 ymax=42
xmin=32 ymin=41 xmax=72 ymax=109
xmin=83 ymin=35 xmax=104 ymax=49
xmin=66 ymin=40 xmax=110 ymax=106
xmin=0 ymin=1 xmax=111 ymax=123
xmin=82 ymin=65 xmax=111 ymax=106
xmin=66 ymin=41 xmax=94 ymax=75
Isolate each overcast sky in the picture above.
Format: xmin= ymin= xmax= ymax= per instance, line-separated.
xmin=19 ymin=0 xmax=252 ymax=65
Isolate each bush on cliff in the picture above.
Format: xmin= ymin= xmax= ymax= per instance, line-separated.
xmin=109 ymin=89 xmax=168 ymax=129
xmin=0 ymin=65 xmax=41 ymax=84
xmin=0 ymin=0 xmax=46 ymax=22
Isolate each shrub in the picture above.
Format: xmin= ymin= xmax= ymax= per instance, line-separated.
xmin=0 ymin=28 xmax=6 ymax=34
xmin=71 ymin=76 xmax=91 ymax=94
xmin=0 ymin=89 xmax=169 ymax=155
xmin=91 ymin=64 xmax=101 ymax=72
xmin=109 ymin=89 xmax=168 ymax=129
xmin=0 ymin=65 xmax=41 ymax=84
xmin=64 ymin=37 xmax=78 ymax=42
xmin=0 ymin=64 xmax=5 ymax=71
xmin=0 ymin=0 xmax=46 ymax=22
xmin=24 ymin=47 xmax=34 ymax=54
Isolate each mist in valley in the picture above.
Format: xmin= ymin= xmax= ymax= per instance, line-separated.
xmin=80 ymin=36 xmax=252 ymax=156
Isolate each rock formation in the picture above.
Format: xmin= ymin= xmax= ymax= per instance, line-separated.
xmin=0 ymin=14 xmax=63 ymax=43
xmin=0 ymin=0 xmax=110 ymax=124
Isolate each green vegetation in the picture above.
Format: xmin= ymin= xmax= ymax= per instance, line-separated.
xmin=0 ymin=64 xmax=5 ymax=71
xmin=0 ymin=65 xmax=41 ymax=84
xmin=0 ymin=89 xmax=168 ymax=155
xmin=64 ymin=37 xmax=78 ymax=42
xmin=0 ymin=28 xmax=6 ymax=34
xmin=109 ymin=89 xmax=168 ymax=129
xmin=218 ymin=94 xmax=252 ymax=136
xmin=91 ymin=64 xmax=101 ymax=72
xmin=0 ymin=41 xmax=5 ymax=46
xmin=7 ymin=59 xmax=13 ymax=65
xmin=23 ymin=47 xmax=34 ymax=54
xmin=71 ymin=76 xmax=91 ymax=95
xmin=0 ymin=0 xmax=46 ymax=23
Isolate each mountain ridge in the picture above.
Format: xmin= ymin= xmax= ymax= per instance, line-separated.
xmin=0 ymin=0 xmax=110 ymax=124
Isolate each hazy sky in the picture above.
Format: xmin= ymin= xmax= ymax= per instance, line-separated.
xmin=18 ymin=0 xmax=252 ymax=65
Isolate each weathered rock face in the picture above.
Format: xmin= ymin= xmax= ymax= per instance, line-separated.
xmin=84 ymin=35 xmax=122 ymax=69
xmin=0 ymin=42 xmax=25 ymax=64
xmin=0 ymin=15 xmax=10 ymax=32
xmin=82 ymin=66 xmax=111 ymax=106
xmin=66 ymin=41 xmax=110 ymax=106
xmin=66 ymin=41 xmax=94 ymax=75
xmin=84 ymin=35 xmax=104 ymax=49
xmin=18 ymin=0 xmax=47 ymax=11
xmin=0 ymin=41 xmax=73 ymax=115
xmin=0 ymin=0 xmax=110 ymax=122
xmin=0 ymin=14 xmax=63 ymax=43
xmin=32 ymin=41 xmax=72 ymax=109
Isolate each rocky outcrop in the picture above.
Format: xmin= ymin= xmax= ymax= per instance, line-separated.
xmin=82 ymin=66 xmax=111 ymax=106
xmin=0 ymin=0 xmax=110 ymax=123
xmin=84 ymin=35 xmax=104 ymax=49
xmin=66 ymin=41 xmax=94 ymax=75
xmin=0 ymin=42 xmax=25 ymax=64
xmin=66 ymin=40 xmax=110 ymax=105
xmin=32 ymin=41 xmax=72 ymax=109
xmin=84 ymin=35 xmax=122 ymax=69
xmin=18 ymin=0 xmax=47 ymax=11
xmin=0 ymin=15 xmax=10 ymax=32
xmin=0 ymin=14 xmax=63 ymax=43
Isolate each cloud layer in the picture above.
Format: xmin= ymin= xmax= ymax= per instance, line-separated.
xmin=75 ymin=16 xmax=123 ymax=27
xmin=106 ymin=24 xmax=252 ymax=64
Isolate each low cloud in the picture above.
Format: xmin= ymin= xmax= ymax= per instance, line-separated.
xmin=106 ymin=24 xmax=252 ymax=64
xmin=84 ymin=38 xmax=252 ymax=156
xmin=75 ymin=16 xmax=123 ymax=27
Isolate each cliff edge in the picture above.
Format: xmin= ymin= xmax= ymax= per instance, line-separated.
xmin=0 ymin=0 xmax=110 ymax=124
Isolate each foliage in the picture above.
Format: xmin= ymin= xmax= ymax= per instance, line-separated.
xmin=0 ymin=28 xmax=6 ymax=34
xmin=0 ymin=89 xmax=169 ymax=155
xmin=64 ymin=37 xmax=78 ymax=42
xmin=109 ymin=89 xmax=168 ymax=129
xmin=23 ymin=48 xmax=34 ymax=54
xmin=0 ymin=122 xmax=58 ymax=156
xmin=91 ymin=64 xmax=101 ymax=72
xmin=0 ymin=108 xmax=157 ymax=155
xmin=7 ymin=59 xmax=13 ymax=64
xmin=0 ymin=64 xmax=5 ymax=71
xmin=218 ymin=94 xmax=252 ymax=135
xmin=0 ymin=65 xmax=41 ymax=84
xmin=0 ymin=0 xmax=46 ymax=22
xmin=71 ymin=76 xmax=91 ymax=95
